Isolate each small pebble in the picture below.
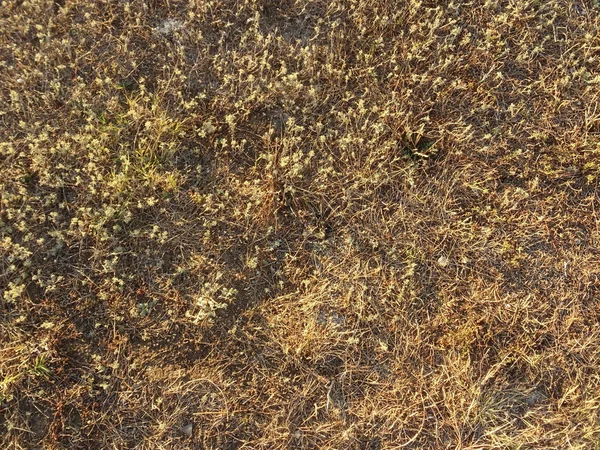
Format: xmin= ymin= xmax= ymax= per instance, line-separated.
xmin=182 ymin=423 xmax=193 ymax=437
xmin=437 ymin=256 xmax=449 ymax=267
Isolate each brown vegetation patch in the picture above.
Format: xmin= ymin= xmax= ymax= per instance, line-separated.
xmin=2 ymin=0 xmax=600 ymax=448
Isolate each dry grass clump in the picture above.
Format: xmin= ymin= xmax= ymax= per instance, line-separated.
xmin=1 ymin=0 xmax=600 ymax=448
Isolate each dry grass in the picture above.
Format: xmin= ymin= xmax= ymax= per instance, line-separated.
xmin=1 ymin=0 xmax=600 ymax=448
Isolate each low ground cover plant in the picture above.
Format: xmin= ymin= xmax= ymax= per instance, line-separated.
xmin=1 ymin=0 xmax=600 ymax=448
